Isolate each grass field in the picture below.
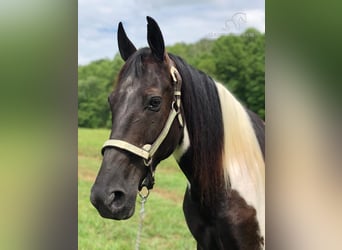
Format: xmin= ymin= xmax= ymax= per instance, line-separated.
xmin=78 ymin=128 xmax=196 ymax=250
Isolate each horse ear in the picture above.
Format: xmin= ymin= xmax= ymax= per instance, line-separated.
xmin=117 ymin=22 xmax=137 ymax=61
xmin=146 ymin=16 xmax=165 ymax=61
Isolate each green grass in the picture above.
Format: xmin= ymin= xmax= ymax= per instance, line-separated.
xmin=78 ymin=128 xmax=196 ymax=250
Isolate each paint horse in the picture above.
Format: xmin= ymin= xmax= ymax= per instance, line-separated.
xmin=91 ymin=16 xmax=265 ymax=250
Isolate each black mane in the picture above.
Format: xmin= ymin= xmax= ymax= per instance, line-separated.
xmin=169 ymin=53 xmax=225 ymax=206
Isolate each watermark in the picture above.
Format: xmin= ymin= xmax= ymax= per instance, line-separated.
xmin=206 ymin=12 xmax=251 ymax=38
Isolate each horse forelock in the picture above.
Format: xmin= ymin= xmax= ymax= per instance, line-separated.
xmin=117 ymin=48 xmax=169 ymax=85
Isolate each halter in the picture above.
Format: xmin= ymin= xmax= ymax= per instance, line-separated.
xmin=101 ymin=65 xmax=183 ymax=190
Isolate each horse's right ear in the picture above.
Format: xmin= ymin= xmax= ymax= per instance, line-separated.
xmin=117 ymin=22 xmax=137 ymax=61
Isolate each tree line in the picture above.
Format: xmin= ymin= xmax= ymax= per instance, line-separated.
xmin=78 ymin=28 xmax=264 ymax=128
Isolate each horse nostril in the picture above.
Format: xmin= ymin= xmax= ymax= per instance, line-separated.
xmin=105 ymin=190 xmax=125 ymax=207
xmin=113 ymin=191 xmax=124 ymax=202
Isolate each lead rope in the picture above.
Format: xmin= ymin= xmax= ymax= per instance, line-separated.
xmin=135 ymin=187 xmax=150 ymax=250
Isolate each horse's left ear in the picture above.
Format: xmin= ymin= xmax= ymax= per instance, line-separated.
xmin=146 ymin=16 xmax=165 ymax=61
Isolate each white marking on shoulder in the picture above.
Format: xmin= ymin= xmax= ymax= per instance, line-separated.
xmin=215 ymin=82 xmax=265 ymax=244
xmin=173 ymin=123 xmax=190 ymax=162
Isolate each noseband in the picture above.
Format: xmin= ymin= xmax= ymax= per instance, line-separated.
xmin=101 ymin=65 xmax=183 ymax=190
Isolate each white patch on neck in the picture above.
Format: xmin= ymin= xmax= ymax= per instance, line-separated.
xmin=173 ymin=123 xmax=190 ymax=162
xmin=215 ymin=82 xmax=265 ymax=244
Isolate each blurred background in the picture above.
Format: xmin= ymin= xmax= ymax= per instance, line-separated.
xmin=0 ymin=0 xmax=341 ymax=249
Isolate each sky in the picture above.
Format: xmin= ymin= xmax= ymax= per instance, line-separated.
xmin=78 ymin=0 xmax=264 ymax=65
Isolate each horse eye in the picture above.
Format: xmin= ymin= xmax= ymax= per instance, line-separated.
xmin=148 ymin=96 xmax=162 ymax=111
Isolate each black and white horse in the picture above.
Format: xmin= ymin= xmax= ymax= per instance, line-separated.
xmin=91 ymin=16 xmax=265 ymax=249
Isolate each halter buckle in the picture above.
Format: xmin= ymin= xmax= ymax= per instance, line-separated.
xmin=170 ymin=66 xmax=178 ymax=82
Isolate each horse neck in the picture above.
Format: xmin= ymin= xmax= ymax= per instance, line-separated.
xmin=170 ymin=55 xmax=265 ymax=241
xmin=172 ymin=58 xmax=264 ymax=225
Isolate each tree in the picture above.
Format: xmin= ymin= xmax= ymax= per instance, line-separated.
xmin=78 ymin=76 xmax=110 ymax=128
xmin=78 ymin=55 xmax=124 ymax=128
xmin=212 ymin=28 xmax=265 ymax=119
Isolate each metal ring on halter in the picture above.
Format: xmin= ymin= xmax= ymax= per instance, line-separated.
xmin=171 ymin=101 xmax=178 ymax=111
xmin=138 ymin=186 xmax=150 ymax=199
xmin=143 ymin=157 xmax=152 ymax=167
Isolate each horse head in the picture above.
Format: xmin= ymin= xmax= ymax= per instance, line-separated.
xmin=90 ymin=17 xmax=183 ymax=220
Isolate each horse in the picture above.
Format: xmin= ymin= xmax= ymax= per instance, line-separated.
xmin=90 ymin=16 xmax=265 ymax=250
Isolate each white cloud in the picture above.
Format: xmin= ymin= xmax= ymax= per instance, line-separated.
xmin=78 ymin=0 xmax=264 ymax=65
